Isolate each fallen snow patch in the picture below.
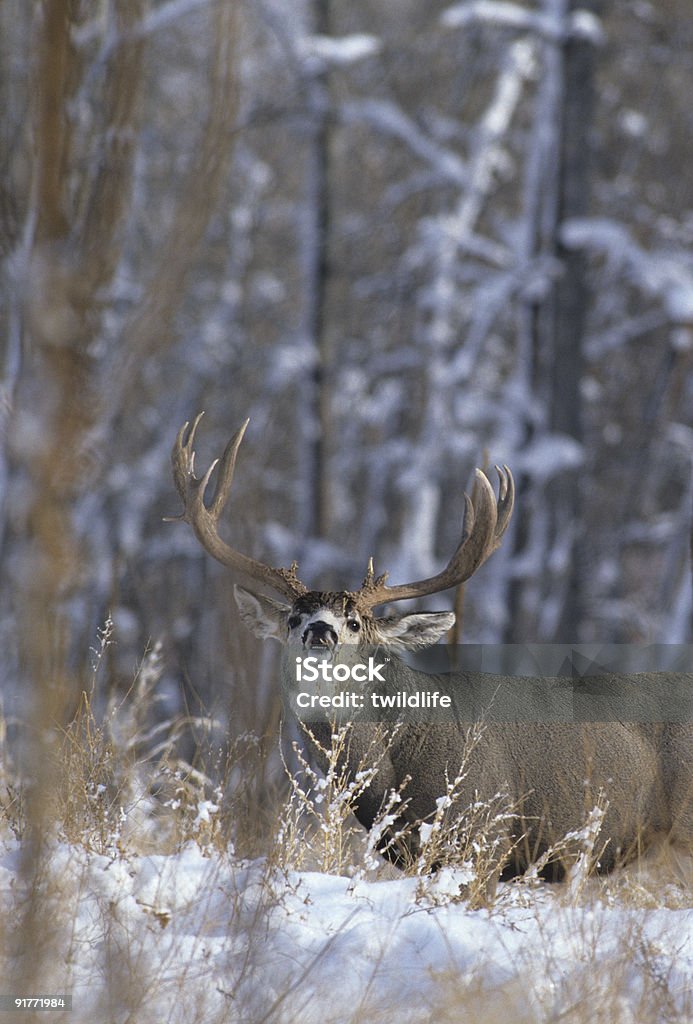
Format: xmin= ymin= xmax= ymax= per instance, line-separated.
xmin=2 ymin=840 xmax=693 ymax=1023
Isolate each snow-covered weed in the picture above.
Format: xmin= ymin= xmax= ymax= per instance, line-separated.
xmin=273 ymin=719 xmax=519 ymax=906
xmin=276 ymin=723 xmax=400 ymax=875
xmin=0 ymin=699 xmax=25 ymax=840
xmin=397 ymin=722 xmax=516 ymax=907
xmin=519 ymin=790 xmax=610 ymax=903
xmin=16 ymin=621 xmax=239 ymax=859
xmin=412 ymin=780 xmax=516 ymax=908
xmin=57 ymin=634 xmax=182 ymax=854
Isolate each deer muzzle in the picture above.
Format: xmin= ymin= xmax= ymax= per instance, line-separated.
xmin=302 ymin=621 xmax=338 ymax=651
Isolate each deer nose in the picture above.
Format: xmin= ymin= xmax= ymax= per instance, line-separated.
xmin=302 ymin=621 xmax=338 ymax=650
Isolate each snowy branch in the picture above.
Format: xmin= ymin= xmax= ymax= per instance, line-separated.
xmin=296 ymin=34 xmax=381 ymax=72
xmin=454 ymin=37 xmax=536 ymax=235
xmin=73 ymin=0 xmax=217 ymax=47
xmin=562 ymin=217 xmax=693 ymax=323
xmin=341 ymin=100 xmax=468 ymax=187
xmin=441 ymin=1 xmax=604 ymax=45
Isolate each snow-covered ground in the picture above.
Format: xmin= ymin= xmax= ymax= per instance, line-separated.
xmin=2 ymin=839 xmax=692 ymax=1023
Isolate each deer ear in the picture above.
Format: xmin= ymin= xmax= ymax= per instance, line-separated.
xmin=234 ymin=585 xmax=290 ymax=640
xmin=375 ymin=611 xmax=455 ymax=649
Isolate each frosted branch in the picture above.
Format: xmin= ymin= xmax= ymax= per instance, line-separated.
xmin=454 ymin=37 xmax=536 ymax=236
xmin=441 ymin=1 xmax=604 ymax=45
xmin=341 ymin=100 xmax=468 ymax=186
xmin=73 ymin=0 xmax=216 ymax=47
xmin=297 ymin=34 xmax=381 ymax=72
xmin=562 ymin=217 xmax=693 ymax=323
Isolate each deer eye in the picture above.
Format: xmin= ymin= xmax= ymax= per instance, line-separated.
xmin=346 ymin=618 xmax=361 ymax=632
xmin=288 ymin=615 xmax=302 ymax=630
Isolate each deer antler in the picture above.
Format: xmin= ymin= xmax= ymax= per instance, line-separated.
xmin=166 ymin=414 xmax=307 ymax=601
xmin=355 ymin=465 xmax=514 ymax=610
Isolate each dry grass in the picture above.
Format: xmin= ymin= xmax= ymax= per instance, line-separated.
xmin=1 ymin=627 xmax=693 ymax=1023
xmin=275 ymin=721 xmax=407 ymax=875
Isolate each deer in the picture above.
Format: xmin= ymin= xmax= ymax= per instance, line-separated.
xmin=169 ymin=414 xmax=693 ymax=892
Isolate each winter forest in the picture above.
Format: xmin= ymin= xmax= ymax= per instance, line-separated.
xmin=1 ymin=1 xmax=693 ymax=1020
xmin=3 ymin=0 xmax=693 ymax=733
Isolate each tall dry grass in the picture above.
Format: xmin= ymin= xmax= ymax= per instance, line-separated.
xmin=1 ymin=623 xmax=693 ymax=1023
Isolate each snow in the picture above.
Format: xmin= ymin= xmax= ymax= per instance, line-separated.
xmin=3 ymin=838 xmax=693 ymax=1023
xmin=514 ymin=433 xmax=584 ymax=482
xmin=342 ymin=100 xmax=469 ymax=187
xmin=441 ymin=1 xmax=604 ymax=45
xmin=561 ymin=217 xmax=693 ymax=323
xmin=297 ymin=34 xmax=381 ymax=72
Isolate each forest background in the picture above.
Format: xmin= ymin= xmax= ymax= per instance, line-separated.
xmin=1 ymin=0 xmax=692 ymax=775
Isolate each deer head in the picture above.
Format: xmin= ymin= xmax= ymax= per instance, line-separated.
xmin=168 ymin=414 xmax=514 ymax=651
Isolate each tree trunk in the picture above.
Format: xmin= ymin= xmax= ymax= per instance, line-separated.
xmin=508 ymin=0 xmax=600 ymax=641
xmin=300 ymin=0 xmax=332 ymax=543
xmin=548 ymin=0 xmax=600 ymax=640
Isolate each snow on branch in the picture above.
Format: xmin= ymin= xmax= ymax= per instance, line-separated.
xmin=514 ymin=434 xmax=585 ymax=483
xmin=137 ymin=0 xmax=216 ymax=37
xmin=74 ymin=1 xmax=381 ymax=73
xmin=441 ymin=1 xmax=604 ymax=45
xmin=73 ymin=0 xmax=215 ymax=47
xmin=562 ymin=217 xmax=693 ymax=324
xmin=341 ymin=100 xmax=468 ymax=187
xmin=297 ymin=34 xmax=381 ymax=72
xmin=584 ymin=310 xmax=669 ymax=360
xmin=454 ymin=37 xmax=536 ymax=235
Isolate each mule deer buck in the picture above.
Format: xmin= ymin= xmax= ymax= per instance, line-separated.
xmin=169 ymin=414 xmax=693 ymax=889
